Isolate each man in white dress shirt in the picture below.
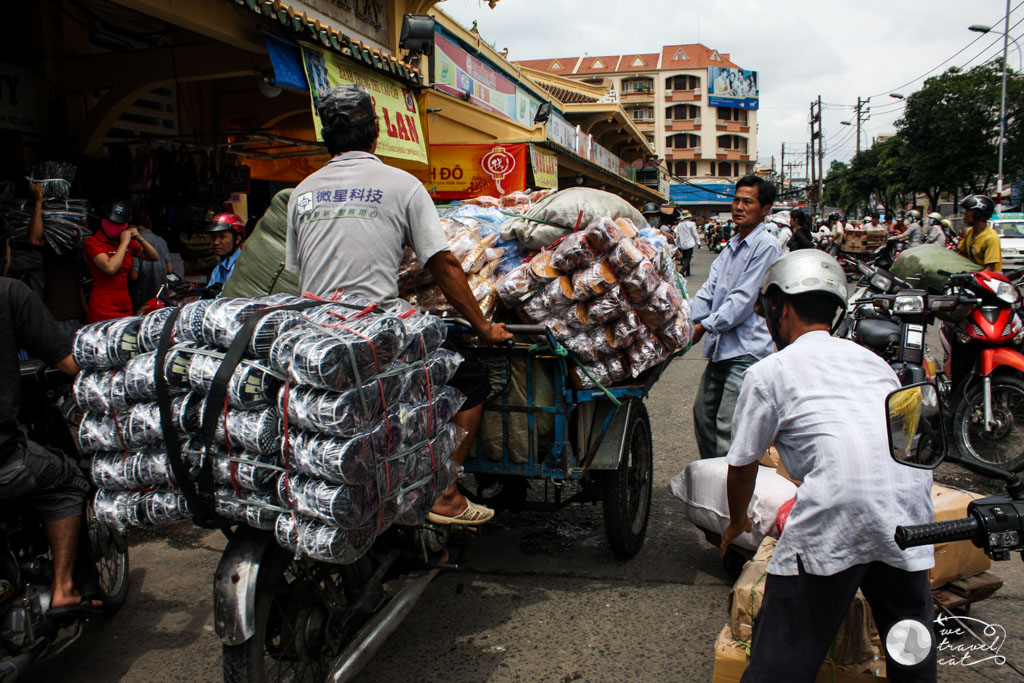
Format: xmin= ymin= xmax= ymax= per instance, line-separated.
xmin=721 ymin=250 xmax=936 ymax=682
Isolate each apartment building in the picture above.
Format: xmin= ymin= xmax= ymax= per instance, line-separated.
xmin=516 ymin=44 xmax=758 ymax=195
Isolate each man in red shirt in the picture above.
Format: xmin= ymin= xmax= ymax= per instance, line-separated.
xmin=82 ymin=200 xmax=158 ymax=322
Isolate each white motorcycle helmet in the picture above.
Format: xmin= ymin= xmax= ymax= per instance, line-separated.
xmin=757 ymin=250 xmax=849 ymax=343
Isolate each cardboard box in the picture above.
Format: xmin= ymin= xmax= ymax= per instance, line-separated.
xmin=760 ymin=446 xmax=801 ymax=485
xmin=712 ymin=625 xmax=886 ymax=683
xmin=930 ymin=484 xmax=991 ymax=588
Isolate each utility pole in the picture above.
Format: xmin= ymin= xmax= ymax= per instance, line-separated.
xmin=809 ymin=98 xmax=822 ymax=213
xmin=805 ymin=143 xmax=810 ymax=202
xmin=854 ymin=96 xmax=870 ymax=155
xmin=997 ymin=0 xmax=1010 ymax=211
xmin=817 ymin=95 xmax=824 ymax=213
xmin=780 ymin=143 xmax=785 ymax=193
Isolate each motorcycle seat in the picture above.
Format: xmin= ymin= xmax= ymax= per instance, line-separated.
xmin=854 ymin=318 xmax=901 ymax=349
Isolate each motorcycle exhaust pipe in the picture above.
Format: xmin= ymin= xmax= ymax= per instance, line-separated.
xmin=326 ymin=565 xmax=442 ymax=682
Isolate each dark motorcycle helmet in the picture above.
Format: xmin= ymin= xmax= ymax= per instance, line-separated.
xmin=960 ymin=194 xmax=995 ymax=221
xmin=104 ymin=199 xmax=132 ymax=226
xmin=641 ymin=202 xmax=661 ymax=216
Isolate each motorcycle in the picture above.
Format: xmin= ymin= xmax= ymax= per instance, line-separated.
xmin=1 ymin=361 xmax=130 ymax=679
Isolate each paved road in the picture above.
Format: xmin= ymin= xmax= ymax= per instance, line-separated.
xmin=32 ymin=246 xmax=1024 ymax=682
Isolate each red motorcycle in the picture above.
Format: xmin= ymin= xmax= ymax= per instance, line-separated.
xmin=939 ymin=269 xmax=1024 ymax=470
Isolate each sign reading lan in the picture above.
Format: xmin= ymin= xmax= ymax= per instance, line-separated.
xmin=300 ymin=43 xmax=427 ymax=164
xmin=707 ymin=66 xmax=759 ymax=110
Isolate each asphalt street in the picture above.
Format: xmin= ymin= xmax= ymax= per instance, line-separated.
xmin=32 ymin=245 xmax=1024 ymax=682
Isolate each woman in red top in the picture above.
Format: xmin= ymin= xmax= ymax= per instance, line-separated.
xmin=83 ymin=200 xmax=159 ymax=323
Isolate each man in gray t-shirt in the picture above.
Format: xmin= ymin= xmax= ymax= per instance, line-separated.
xmin=286 ymin=84 xmax=511 ymax=526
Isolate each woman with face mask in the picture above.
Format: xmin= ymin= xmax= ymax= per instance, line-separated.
xmin=82 ymin=199 xmax=159 ymax=322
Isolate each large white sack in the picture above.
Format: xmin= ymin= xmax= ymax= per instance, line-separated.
xmin=500 ymin=188 xmax=649 ymax=249
xmin=668 ymin=458 xmax=797 ymax=551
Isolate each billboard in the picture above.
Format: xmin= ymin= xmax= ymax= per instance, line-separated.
xmin=707 ymin=66 xmax=759 ymax=110
xmin=427 ymin=144 xmax=528 ymax=200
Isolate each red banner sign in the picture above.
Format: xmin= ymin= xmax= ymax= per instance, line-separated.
xmin=427 ymin=143 xmax=528 ymax=200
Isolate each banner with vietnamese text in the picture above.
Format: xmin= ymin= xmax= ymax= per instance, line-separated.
xmin=427 ymin=143 xmax=527 ymax=199
xmin=529 ymin=144 xmax=558 ymax=189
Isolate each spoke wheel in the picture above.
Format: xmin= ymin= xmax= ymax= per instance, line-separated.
xmin=223 ymin=547 xmax=363 ymax=683
xmin=86 ymin=500 xmax=129 ymax=613
xmin=954 ymin=375 xmax=1024 ymax=472
xmin=599 ymin=401 xmax=653 ymax=558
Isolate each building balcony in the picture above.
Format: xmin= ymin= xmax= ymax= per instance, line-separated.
xmin=667 ymin=148 xmax=702 ymax=160
xmin=716 ymin=150 xmax=750 ymax=160
xmin=630 ymin=118 xmax=656 ymax=130
xmin=665 ymin=118 xmax=701 ymax=132
xmin=715 ymin=122 xmax=750 ymax=133
xmin=621 ymin=90 xmax=656 ymax=102
xmin=665 ymin=88 xmax=701 ymax=102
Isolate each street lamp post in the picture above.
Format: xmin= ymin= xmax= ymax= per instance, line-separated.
xmin=970 ymin=6 xmax=1014 ymax=211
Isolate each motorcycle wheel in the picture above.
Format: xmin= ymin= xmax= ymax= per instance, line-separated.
xmin=86 ymin=500 xmax=129 ymax=613
xmin=222 ymin=547 xmax=365 ymax=683
xmin=953 ymin=375 xmax=1024 ymax=472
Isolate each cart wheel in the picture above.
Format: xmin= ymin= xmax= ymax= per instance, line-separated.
xmin=600 ymin=401 xmax=653 ymax=558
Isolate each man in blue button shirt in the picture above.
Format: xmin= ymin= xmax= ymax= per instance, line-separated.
xmin=691 ymin=175 xmax=782 ymax=459
xmin=205 ymin=212 xmax=245 ymax=294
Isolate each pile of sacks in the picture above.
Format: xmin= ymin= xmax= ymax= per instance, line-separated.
xmin=495 ymin=217 xmax=693 ymax=388
xmin=73 ymin=294 xmax=463 ymax=565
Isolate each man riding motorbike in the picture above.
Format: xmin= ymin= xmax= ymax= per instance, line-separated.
xmin=204 ymin=212 xmax=246 ymax=295
xmin=956 ymin=194 xmax=1001 ymax=271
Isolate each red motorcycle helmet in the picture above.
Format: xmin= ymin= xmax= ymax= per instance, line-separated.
xmin=204 ymin=212 xmax=246 ymax=237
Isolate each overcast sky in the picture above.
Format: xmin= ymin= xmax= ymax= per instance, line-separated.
xmin=439 ymin=0 xmax=1019 ymax=176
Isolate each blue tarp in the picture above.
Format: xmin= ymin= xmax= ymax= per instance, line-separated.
xmin=669 ymin=183 xmax=735 ymax=205
xmin=265 ymin=35 xmax=309 ymax=93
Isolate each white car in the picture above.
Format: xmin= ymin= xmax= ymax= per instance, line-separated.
xmin=993 ymin=214 xmax=1024 ymax=267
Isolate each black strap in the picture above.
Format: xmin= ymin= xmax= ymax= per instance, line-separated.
xmin=153 ymin=305 xmax=221 ymax=526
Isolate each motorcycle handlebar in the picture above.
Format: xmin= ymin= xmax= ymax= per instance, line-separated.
xmin=894 ymin=517 xmax=981 ymax=549
xmin=504 ymin=324 xmax=549 ymax=335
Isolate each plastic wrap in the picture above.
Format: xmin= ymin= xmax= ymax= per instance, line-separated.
xmin=209 ymin=450 xmax=279 ymax=492
xmin=564 ymin=334 xmax=603 ymax=364
xmin=610 ymin=311 xmax=643 ymax=349
xmin=399 ymin=314 xmax=447 ymax=362
xmin=400 ymin=386 xmax=466 ymax=448
xmin=528 ymin=251 xmax=563 ymax=283
xmin=163 ymin=344 xmax=197 ymax=391
xmin=248 ymin=307 xmax=306 ymax=360
xmin=72 ymin=317 xmax=142 ymax=369
xmin=199 ymin=298 xmax=270 ymax=349
xmin=214 ymin=489 xmax=282 ymax=530
xmin=272 ymin=315 xmax=408 ymax=391
xmin=495 ymin=262 xmax=535 ymax=308
xmin=605 ymin=354 xmax=629 ymax=383
xmin=607 ymin=239 xmax=647 ymax=275
xmin=94 ymin=489 xmax=191 ymax=533
xmin=138 ymin=307 xmax=176 ymax=352
xmin=626 ymin=336 xmax=669 ymax=377
xmin=123 ymin=352 xmax=193 ymax=403
xmin=571 ymin=261 xmax=618 ymax=301
xmin=73 ymin=370 xmax=121 ymax=414
xmin=550 ymin=232 xmax=597 ymax=272
xmin=274 ymin=514 xmax=377 ymax=565
xmin=572 ymin=285 xmax=628 ymax=326
xmin=186 ymin=352 xmax=283 ymax=410
xmin=174 ymin=300 xmax=215 ymax=343
xmin=200 ymin=405 xmax=282 ymax=456
xmin=448 ymin=229 xmax=490 ymax=274
xmin=637 ymin=281 xmax=684 ymax=330
xmin=584 ymin=217 xmax=630 ymax=254
xmin=400 ymin=349 xmax=463 ymax=405
xmin=657 ymin=313 xmax=695 ymax=351
xmin=282 ymin=378 xmax=400 ymax=440
xmin=541 ymin=276 xmax=576 ymax=309
xmin=277 ymin=473 xmax=379 ymax=529
xmin=90 ymin=451 xmax=178 ymax=491
xmin=288 ymin=427 xmax=383 ymax=486
xmin=572 ymin=362 xmax=614 ymax=390
xmin=109 ymin=370 xmax=130 ymax=413
xmin=621 ymin=259 xmax=661 ymax=302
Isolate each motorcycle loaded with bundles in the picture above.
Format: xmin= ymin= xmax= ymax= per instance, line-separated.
xmin=0 ymin=361 xmax=129 ymax=680
xmin=843 ymin=248 xmax=1024 ymax=471
xmin=70 ymin=294 xmax=469 ymax=683
xmin=885 ymin=382 xmax=1024 ymax=665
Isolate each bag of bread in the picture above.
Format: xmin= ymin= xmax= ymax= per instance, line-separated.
xmin=448 ymin=229 xmax=488 ymax=274
xmin=614 ymin=217 xmax=640 ymax=240
xmin=550 ymin=232 xmax=597 ymax=272
xmin=637 ymin=281 xmax=683 ymax=330
xmin=564 ymin=334 xmax=602 ymax=364
xmin=607 ymin=239 xmax=646 ymax=275
xmin=495 ymin=262 xmax=535 ymax=308
xmin=610 ymin=311 xmax=643 ymax=348
xmin=571 ymin=260 xmax=618 ymax=301
xmin=529 ymin=251 xmax=563 ymax=283
xmin=605 ymin=354 xmax=629 ymax=383
xmin=574 ymin=284 xmax=629 ymax=326
xmin=627 ymin=336 xmax=668 ymax=377
xmin=621 ymin=259 xmax=661 ymax=302
xmin=542 ymin=276 xmax=576 ymax=310
xmin=572 ymin=362 xmax=613 ymax=390
xmin=657 ymin=313 xmax=694 ymax=351
xmin=584 ymin=218 xmax=625 ymax=254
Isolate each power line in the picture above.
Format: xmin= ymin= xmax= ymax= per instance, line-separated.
xmin=866 ymin=0 xmax=1024 ymax=98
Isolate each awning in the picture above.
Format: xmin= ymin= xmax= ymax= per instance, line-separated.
xmin=669 ymin=182 xmax=736 ymax=205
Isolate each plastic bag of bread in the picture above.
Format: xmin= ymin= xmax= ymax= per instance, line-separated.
xmin=528 ymin=251 xmax=563 ymax=283
xmin=544 ymin=318 xmax=579 ymax=342
xmin=607 ymin=239 xmax=646 ymax=275
xmin=449 ymin=229 xmax=488 ymax=274
xmin=495 ymin=263 xmax=535 ymax=308
xmin=571 ymin=261 xmax=618 ymax=301
xmin=621 ymin=259 xmax=661 ymax=302
xmin=657 ymin=313 xmax=695 ymax=351
xmin=564 ymin=334 xmax=603 ymax=364
xmin=573 ymin=362 xmax=614 ymax=390
xmin=550 ymin=232 xmax=597 ymax=272
xmin=541 ymin=276 xmax=576 ymax=310
xmin=627 ymin=336 xmax=669 ymax=377
xmin=637 ymin=281 xmax=684 ymax=330
xmin=463 ymin=195 xmax=500 ymax=208
xmin=584 ymin=218 xmax=625 ymax=254
xmin=605 ymin=354 xmax=629 ymax=383
xmin=573 ymin=284 xmax=629 ymax=326
xmin=610 ymin=311 xmax=643 ymax=349
xmin=520 ymin=289 xmax=570 ymax=322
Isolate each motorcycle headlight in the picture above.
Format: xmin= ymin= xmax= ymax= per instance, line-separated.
xmin=870 ymin=273 xmax=893 ymax=293
xmin=983 ymin=277 xmax=1020 ymax=305
xmin=893 ymin=295 xmax=925 ymax=314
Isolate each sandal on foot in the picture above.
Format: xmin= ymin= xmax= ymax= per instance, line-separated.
xmin=427 ymin=501 xmax=495 ymax=526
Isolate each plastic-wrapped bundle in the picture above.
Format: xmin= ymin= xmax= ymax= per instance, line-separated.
xmin=209 ymin=450 xmax=279 ymax=492
xmin=174 ymin=300 xmax=215 ymax=343
xmin=573 ymin=362 xmax=614 ymax=390
xmin=606 ymin=354 xmax=629 ymax=383
xmin=109 ymin=370 xmax=130 ymax=413
xmin=200 ymin=296 xmax=306 ymax=349
xmin=400 ymin=349 xmax=463 ymax=405
xmin=571 ymin=261 xmax=617 ymax=301
xmin=214 ymin=489 xmax=282 ymax=530
xmin=138 ymin=307 xmax=176 ymax=352
xmin=90 ymin=451 xmax=178 ymax=491
xmin=94 ymin=489 xmax=191 ymax=533
xmin=572 ymin=284 xmax=628 ymax=326
xmin=609 ymin=311 xmax=643 ymax=349
xmin=658 ymin=312 xmax=695 ymax=351
xmin=401 ymin=386 xmax=466 ymax=448
xmin=272 ymin=315 xmax=408 ymax=391
xmin=626 ymin=336 xmax=669 ymax=378
xmin=636 ymin=281 xmax=683 ymax=330
xmin=302 ymin=297 xmax=379 ymax=326
xmin=201 ymin=404 xmax=282 ymax=456
xmin=495 ymin=262 xmax=535 ymax=308
xmin=607 ymin=238 xmax=647 ymax=275
xmin=123 ymin=352 xmax=190 ymax=402
xmin=282 ymin=372 xmax=407 ymax=439
xmin=519 ymin=290 xmax=562 ymax=322
xmin=79 ymin=412 xmax=126 ymax=453
xmin=550 ymin=232 xmax=597 ymax=272
xmin=399 ymin=314 xmax=447 ymax=363
xmin=621 ymin=259 xmax=661 ymax=302
xmin=72 ymin=317 xmax=142 ymax=369
xmin=277 ymin=473 xmax=378 ymax=529
xmin=186 ymin=352 xmax=283 ymax=410
xmin=288 ymin=427 xmax=384 ymax=485
xmin=164 ymin=344 xmax=197 ymax=391
xmin=563 ymin=334 xmax=604 ymax=365
xmin=274 ymin=514 xmax=377 ymax=565
xmin=540 ymin=276 xmax=575 ymax=310
xmin=73 ymin=370 xmax=121 ymax=414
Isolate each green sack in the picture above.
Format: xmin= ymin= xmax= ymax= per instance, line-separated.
xmin=890 ymin=244 xmax=978 ymax=292
xmin=221 ymin=189 xmax=300 ymax=298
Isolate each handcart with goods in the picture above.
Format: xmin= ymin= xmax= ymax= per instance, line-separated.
xmin=839 ymin=225 xmax=887 ymax=278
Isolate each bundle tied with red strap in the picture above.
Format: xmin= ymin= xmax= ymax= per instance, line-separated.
xmin=74 ymin=292 xmax=466 ymax=565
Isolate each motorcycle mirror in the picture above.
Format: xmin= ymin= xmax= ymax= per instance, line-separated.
xmin=886 ymin=382 xmax=947 ymax=470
